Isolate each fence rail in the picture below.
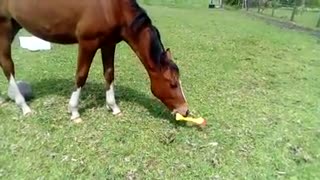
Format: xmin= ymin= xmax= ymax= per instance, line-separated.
xmin=139 ymin=0 xmax=320 ymax=29
xmin=243 ymin=0 xmax=320 ymax=29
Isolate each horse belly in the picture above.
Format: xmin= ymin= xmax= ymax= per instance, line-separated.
xmin=19 ymin=22 xmax=78 ymax=44
xmin=27 ymin=29 xmax=78 ymax=44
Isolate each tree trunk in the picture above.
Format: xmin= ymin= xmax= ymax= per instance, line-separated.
xmin=257 ymin=0 xmax=261 ymax=13
xmin=246 ymin=0 xmax=249 ymax=11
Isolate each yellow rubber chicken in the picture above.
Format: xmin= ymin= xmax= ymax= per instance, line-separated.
xmin=175 ymin=113 xmax=207 ymax=127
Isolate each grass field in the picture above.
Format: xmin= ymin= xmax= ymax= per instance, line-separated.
xmin=139 ymin=0 xmax=208 ymax=8
xmin=1 ymin=4 xmax=320 ymax=179
xmin=253 ymin=8 xmax=320 ymax=29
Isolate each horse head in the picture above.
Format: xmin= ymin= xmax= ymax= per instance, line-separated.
xmin=149 ymin=48 xmax=189 ymax=117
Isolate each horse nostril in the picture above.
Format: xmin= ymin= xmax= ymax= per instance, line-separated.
xmin=185 ymin=109 xmax=190 ymax=117
xmin=173 ymin=106 xmax=189 ymax=117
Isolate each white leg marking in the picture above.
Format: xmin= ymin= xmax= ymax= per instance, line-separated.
xmin=8 ymin=75 xmax=31 ymax=115
xmin=68 ymin=88 xmax=81 ymax=120
xmin=179 ymin=80 xmax=187 ymax=103
xmin=106 ymin=82 xmax=121 ymax=115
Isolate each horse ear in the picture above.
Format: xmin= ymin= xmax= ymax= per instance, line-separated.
xmin=165 ymin=48 xmax=173 ymax=59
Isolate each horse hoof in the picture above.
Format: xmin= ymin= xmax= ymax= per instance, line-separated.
xmin=114 ymin=112 xmax=123 ymax=116
xmin=23 ymin=108 xmax=32 ymax=116
xmin=112 ymin=108 xmax=122 ymax=116
xmin=72 ymin=117 xmax=83 ymax=124
xmin=24 ymin=111 xmax=32 ymax=116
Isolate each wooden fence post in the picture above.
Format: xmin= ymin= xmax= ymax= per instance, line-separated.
xmin=290 ymin=1 xmax=297 ymax=21
xmin=317 ymin=13 xmax=320 ymax=28
xmin=271 ymin=0 xmax=276 ymax=17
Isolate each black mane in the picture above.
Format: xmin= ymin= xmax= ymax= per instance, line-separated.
xmin=129 ymin=1 xmax=179 ymax=73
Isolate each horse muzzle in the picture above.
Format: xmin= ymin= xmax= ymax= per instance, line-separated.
xmin=173 ymin=104 xmax=190 ymax=117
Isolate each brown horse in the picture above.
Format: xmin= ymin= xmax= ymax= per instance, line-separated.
xmin=0 ymin=0 xmax=190 ymax=121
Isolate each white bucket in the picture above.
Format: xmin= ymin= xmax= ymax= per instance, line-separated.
xmin=19 ymin=36 xmax=51 ymax=51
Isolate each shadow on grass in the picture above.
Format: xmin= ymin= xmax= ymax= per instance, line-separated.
xmin=30 ymin=78 xmax=176 ymax=122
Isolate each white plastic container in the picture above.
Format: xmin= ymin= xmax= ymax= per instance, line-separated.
xmin=19 ymin=36 xmax=51 ymax=51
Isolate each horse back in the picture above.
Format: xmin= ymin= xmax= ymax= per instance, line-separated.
xmin=5 ymin=0 xmax=122 ymax=44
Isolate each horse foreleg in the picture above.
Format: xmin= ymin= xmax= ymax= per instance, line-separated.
xmin=0 ymin=20 xmax=30 ymax=115
xmin=68 ymin=40 xmax=98 ymax=122
xmin=101 ymin=44 xmax=121 ymax=115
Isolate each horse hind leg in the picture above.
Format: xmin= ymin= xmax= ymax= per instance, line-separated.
xmin=0 ymin=19 xmax=30 ymax=115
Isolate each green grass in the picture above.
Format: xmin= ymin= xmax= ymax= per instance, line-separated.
xmin=1 ymin=5 xmax=320 ymax=179
xmin=139 ymin=0 xmax=208 ymax=8
xmin=253 ymin=8 xmax=320 ymax=29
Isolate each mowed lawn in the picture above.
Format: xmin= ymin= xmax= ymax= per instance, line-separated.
xmin=1 ymin=5 xmax=320 ymax=179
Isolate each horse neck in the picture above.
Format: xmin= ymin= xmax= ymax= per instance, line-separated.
xmin=123 ymin=25 xmax=165 ymax=75
xmin=120 ymin=2 xmax=167 ymax=76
